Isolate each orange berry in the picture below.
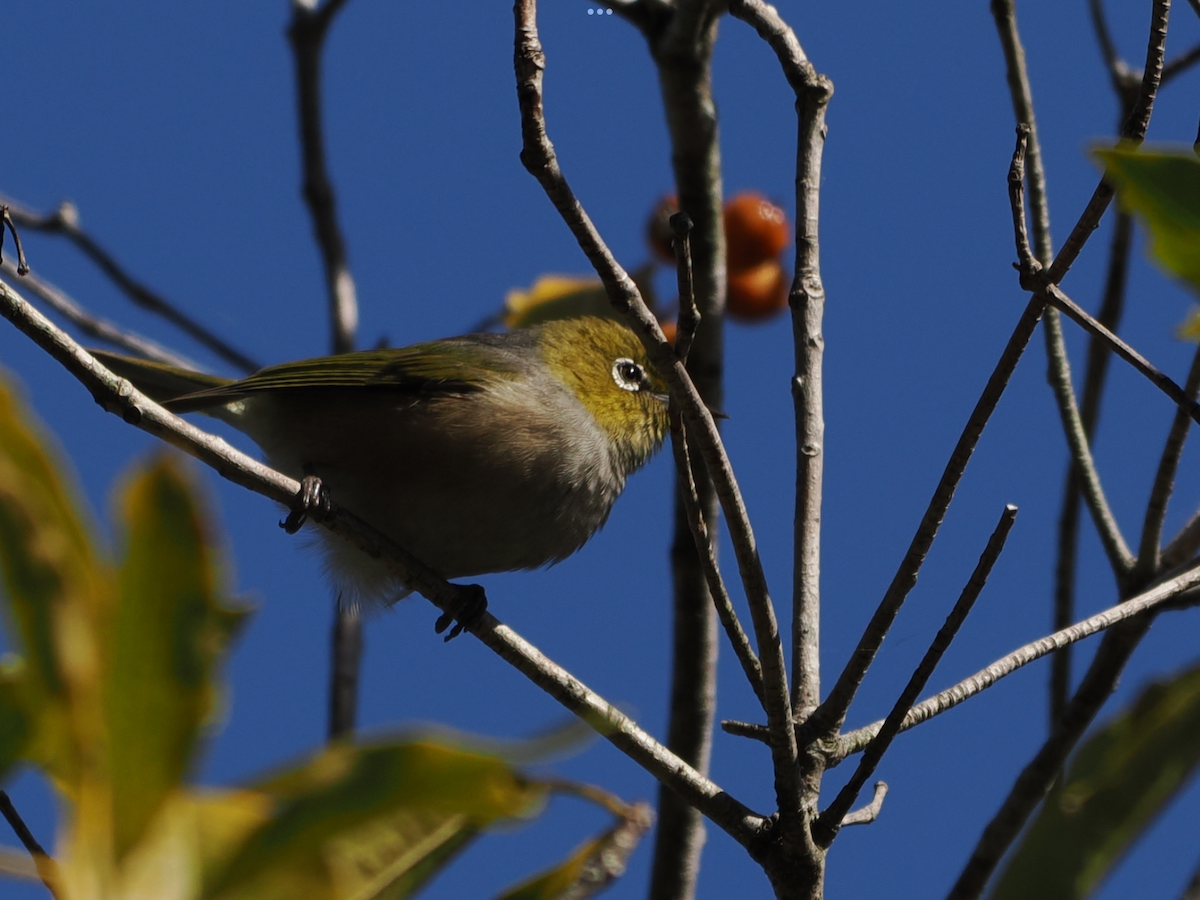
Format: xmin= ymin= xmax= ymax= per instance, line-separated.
xmin=727 ymin=259 xmax=788 ymax=321
xmin=659 ymin=319 xmax=678 ymax=344
xmin=646 ymin=194 xmax=680 ymax=263
xmin=724 ymin=192 xmax=789 ymax=270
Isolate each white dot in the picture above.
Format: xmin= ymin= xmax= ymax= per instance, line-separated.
xmin=606 ymin=7 xmax=613 ymax=13
xmin=588 ymin=8 xmax=594 ymax=13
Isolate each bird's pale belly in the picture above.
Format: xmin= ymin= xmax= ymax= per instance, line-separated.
xmin=242 ymin=389 xmax=621 ymax=603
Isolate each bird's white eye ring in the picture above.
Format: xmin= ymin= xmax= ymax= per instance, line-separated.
xmin=612 ymin=358 xmax=645 ymax=392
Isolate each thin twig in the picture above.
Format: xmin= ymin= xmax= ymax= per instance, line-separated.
xmin=839 ymin=782 xmax=887 ymax=828
xmin=1045 ymin=0 xmax=1167 ymax=287
xmin=287 ymin=0 xmax=358 ymax=355
xmin=0 ymin=791 xmax=59 ymax=898
xmin=1 ymin=196 xmax=259 ymax=373
xmin=513 ymin=0 xmax=799 ymax=816
xmin=1052 ymin=209 xmax=1133 ymax=727
xmin=1 ymin=261 xmax=197 ymax=369
xmin=994 ymin=4 xmax=1052 ymax=265
xmin=1087 ymin=0 xmax=1139 ymax=93
xmin=1136 ymin=343 xmax=1200 ymax=579
xmin=666 ymin=213 xmax=758 ymax=706
xmin=0 ymin=274 xmax=767 ymax=847
xmin=1007 ymin=126 xmax=1038 ymax=273
xmin=1042 ymin=310 xmax=1135 ymax=576
xmin=327 ymin=605 xmax=362 ymax=738
xmin=831 ymin=559 xmax=1200 ymax=764
xmin=0 ymin=208 xmax=29 ymax=276
xmin=813 ymin=506 xmax=1017 ymax=844
xmin=670 ymin=409 xmax=765 ymax=705
xmin=1163 ymin=506 xmax=1200 ymax=569
xmin=726 ymin=0 xmax=834 ymax=730
xmin=670 ymin=211 xmax=699 ymax=366
xmin=1047 ymin=285 xmax=1200 ymax=427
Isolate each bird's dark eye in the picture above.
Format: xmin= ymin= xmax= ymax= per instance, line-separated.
xmin=612 ymin=358 xmax=646 ymax=392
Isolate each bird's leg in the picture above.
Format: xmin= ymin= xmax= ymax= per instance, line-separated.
xmin=435 ymin=583 xmax=488 ymax=641
xmin=280 ymin=471 xmax=331 ymax=533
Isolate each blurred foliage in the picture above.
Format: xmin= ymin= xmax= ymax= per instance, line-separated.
xmin=990 ymin=663 xmax=1200 ymax=900
xmin=1095 ymin=146 xmax=1200 ymax=338
xmin=0 ymin=371 xmax=646 ymax=900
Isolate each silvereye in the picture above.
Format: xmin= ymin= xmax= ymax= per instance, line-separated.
xmin=93 ymin=316 xmax=669 ymax=605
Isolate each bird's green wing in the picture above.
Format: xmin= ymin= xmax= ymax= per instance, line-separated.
xmin=167 ymin=335 xmax=533 ymax=413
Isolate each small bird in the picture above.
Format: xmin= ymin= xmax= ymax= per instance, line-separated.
xmin=93 ymin=316 xmax=669 ymax=609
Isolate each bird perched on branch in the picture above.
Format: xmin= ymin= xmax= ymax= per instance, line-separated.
xmin=94 ymin=316 xmax=669 ymax=613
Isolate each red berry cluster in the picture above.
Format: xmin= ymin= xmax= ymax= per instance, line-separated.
xmin=646 ymin=192 xmax=791 ymax=323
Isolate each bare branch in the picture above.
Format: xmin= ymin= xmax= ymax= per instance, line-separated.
xmin=727 ymin=0 xmax=834 ymax=729
xmin=1052 ymin=209 xmax=1134 ymax=727
xmin=1 ymin=261 xmax=197 ymax=369
xmin=1006 ymin=126 xmax=1038 ymax=273
xmin=1136 ymin=343 xmax=1200 ymax=578
xmin=670 ymin=211 xmax=700 ymax=367
xmin=0 ymin=791 xmax=59 ymax=899
xmin=287 ymin=0 xmax=359 ymax=355
xmin=0 ymin=274 xmax=767 ymax=847
xmin=327 ymin=606 xmax=362 ymax=738
xmin=1 ymin=195 xmax=260 ymax=373
xmin=1047 ymin=285 xmax=1200 ymax=427
xmin=670 ymin=408 xmax=765 ymax=705
xmin=1163 ymin=505 xmax=1200 ymax=569
xmin=1043 ymin=313 xmax=1135 ymax=575
xmin=815 ymin=507 xmax=1017 ymax=845
xmin=513 ymin=0 xmax=799 ymax=816
xmin=993 ymin=3 xmax=1052 ymax=264
xmin=1087 ymin=0 xmax=1139 ymax=93
xmin=0 ymin=208 xmax=29 ymax=277
xmin=832 ymin=559 xmax=1200 ymax=764
xmin=839 ymin=782 xmax=887 ymax=829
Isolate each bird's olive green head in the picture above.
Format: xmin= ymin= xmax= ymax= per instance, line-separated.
xmin=536 ymin=317 xmax=669 ymax=470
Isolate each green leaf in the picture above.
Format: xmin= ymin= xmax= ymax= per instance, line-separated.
xmin=1094 ymin=146 xmax=1200 ymax=291
xmin=105 ymin=456 xmax=248 ymax=861
xmin=202 ymin=739 xmax=549 ymax=900
xmin=0 ymin=666 xmax=29 ymax=783
xmin=990 ymin=662 xmax=1200 ymax=900
xmin=0 ymin=371 xmax=107 ymax=787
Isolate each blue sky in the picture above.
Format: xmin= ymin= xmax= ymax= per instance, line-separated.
xmin=4 ymin=2 xmax=1200 ymax=898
